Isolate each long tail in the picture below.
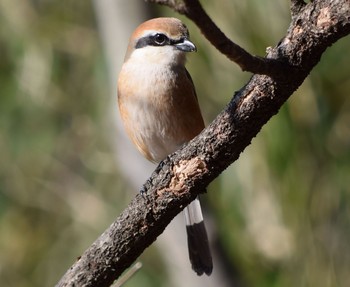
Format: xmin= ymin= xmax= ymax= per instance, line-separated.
xmin=183 ymin=197 xmax=213 ymax=276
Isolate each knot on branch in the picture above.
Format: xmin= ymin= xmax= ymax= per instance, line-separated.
xmin=158 ymin=157 xmax=207 ymax=195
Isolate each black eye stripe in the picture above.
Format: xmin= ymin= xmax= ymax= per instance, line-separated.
xmin=135 ymin=33 xmax=184 ymax=49
xmin=135 ymin=37 xmax=153 ymax=49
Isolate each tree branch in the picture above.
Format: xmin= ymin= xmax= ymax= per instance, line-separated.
xmin=147 ymin=0 xmax=289 ymax=76
xmin=56 ymin=0 xmax=350 ymax=286
xmin=291 ymin=0 xmax=306 ymax=19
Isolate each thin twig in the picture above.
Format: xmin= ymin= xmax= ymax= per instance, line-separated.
xmin=147 ymin=0 xmax=288 ymax=77
xmin=112 ymin=262 xmax=142 ymax=287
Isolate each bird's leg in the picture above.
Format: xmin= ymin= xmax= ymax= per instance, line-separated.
xmin=140 ymin=178 xmax=152 ymax=196
xmin=140 ymin=156 xmax=169 ymax=196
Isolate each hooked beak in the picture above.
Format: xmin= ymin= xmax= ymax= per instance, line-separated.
xmin=175 ymin=38 xmax=197 ymax=52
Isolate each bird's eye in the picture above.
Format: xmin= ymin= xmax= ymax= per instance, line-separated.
xmin=153 ymin=33 xmax=167 ymax=45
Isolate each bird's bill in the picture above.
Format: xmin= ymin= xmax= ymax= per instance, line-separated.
xmin=175 ymin=39 xmax=197 ymax=52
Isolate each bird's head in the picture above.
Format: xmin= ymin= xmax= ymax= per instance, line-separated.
xmin=124 ymin=17 xmax=197 ymax=66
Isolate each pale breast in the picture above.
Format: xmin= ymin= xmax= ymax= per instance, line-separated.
xmin=118 ymin=61 xmax=204 ymax=163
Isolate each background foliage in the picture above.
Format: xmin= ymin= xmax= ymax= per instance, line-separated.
xmin=0 ymin=1 xmax=349 ymax=286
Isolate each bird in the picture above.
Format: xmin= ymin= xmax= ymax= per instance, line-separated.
xmin=117 ymin=17 xmax=212 ymax=276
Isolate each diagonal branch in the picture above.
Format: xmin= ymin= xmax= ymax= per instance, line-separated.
xmin=56 ymin=0 xmax=350 ymax=286
xmin=147 ymin=0 xmax=288 ymax=76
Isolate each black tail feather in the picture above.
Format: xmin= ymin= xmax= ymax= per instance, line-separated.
xmin=186 ymin=221 xmax=213 ymax=276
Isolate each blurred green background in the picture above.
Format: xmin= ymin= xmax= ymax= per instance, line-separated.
xmin=1 ymin=0 xmax=349 ymax=286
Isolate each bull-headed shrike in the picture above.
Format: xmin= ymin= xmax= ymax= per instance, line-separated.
xmin=117 ymin=17 xmax=212 ymax=276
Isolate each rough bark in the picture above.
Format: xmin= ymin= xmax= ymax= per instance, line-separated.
xmin=56 ymin=0 xmax=350 ymax=286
